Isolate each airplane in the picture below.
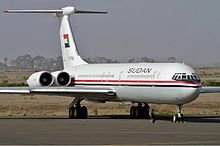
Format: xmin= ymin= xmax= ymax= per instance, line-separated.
xmin=1 ymin=6 xmax=220 ymax=122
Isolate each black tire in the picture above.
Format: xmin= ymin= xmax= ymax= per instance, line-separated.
xmin=136 ymin=106 xmax=145 ymax=119
xmin=69 ymin=108 xmax=72 ymax=119
xmin=130 ymin=106 xmax=136 ymax=118
xmin=180 ymin=114 xmax=184 ymax=123
xmin=136 ymin=106 xmax=142 ymax=118
xmin=142 ymin=106 xmax=149 ymax=119
xmin=73 ymin=108 xmax=78 ymax=118
xmin=69 ymin=108 xmax=75 ymax=119
xmin=75 ymin=107 xmax=82 ymax=119
xmin=173 ymin=114 xmax=178 ymax=123
xmin=81 ymin=106 xmax=88 ymax=119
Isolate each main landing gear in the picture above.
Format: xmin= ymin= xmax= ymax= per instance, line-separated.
xmin=69 ymin=98 xmax=88 ymax=119
xmin=130 ymin=103 xmax=150 ymax=119
xmin=172 ymin=104 xmax=184 ymax=123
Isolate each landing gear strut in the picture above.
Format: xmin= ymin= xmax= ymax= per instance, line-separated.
xmin=172 ymin=104 xmax=184 ymax=123
xmin=130 ymin=103 xmax=150 ymax=119
xmin=69 ymin=98 xmax=88 ymax=119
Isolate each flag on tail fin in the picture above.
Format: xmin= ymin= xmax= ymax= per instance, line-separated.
xmin=63 ymin=34 xmax=70 ymax=48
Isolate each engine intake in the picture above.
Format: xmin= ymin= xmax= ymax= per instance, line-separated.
xmin=39 ymin=72 xmax=53 ymax=86
xmin=52 ymin=71 xmax=71 ymax=86
xmin=27 ymin=71 xmax=54 ymax=87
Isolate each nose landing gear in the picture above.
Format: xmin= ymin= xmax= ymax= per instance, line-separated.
xmin=172 ymin=104 xmax=184 ymax=123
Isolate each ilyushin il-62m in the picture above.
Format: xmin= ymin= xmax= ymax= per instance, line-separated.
xmin=1 ymin=6 xmax=220 ymax=122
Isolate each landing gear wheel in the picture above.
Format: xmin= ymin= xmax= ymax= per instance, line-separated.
xmin=130 ymin=106 xmax=136 ymax=118
xmin=179 ymin=114 xmax=184 ymax=123
xmin=69 ymin=107 xmax=76 ymax=119
xmin=75 ymin=107 xmax=82 ymax=118
xmin=136 ymin=106 xmax=142 ymax=118
xmin=172 ymin=114 xmax=178 ymax=123
xmin=69 ymin=108 xmax=73 ymax=119
xmin=130 ymin=103 xmax=150 ymax=119
xmin=142 ymin=106 xmax=150 ymax=119
xmin=172 ymin=114 xmax=184 ymax=123
xmin=68 ymin=98 xmax=89 ymax=119
xmin=80 ymin=106 xmax=88 ymax=119
xmin=172 ymin=104 xmax=185 ymax=123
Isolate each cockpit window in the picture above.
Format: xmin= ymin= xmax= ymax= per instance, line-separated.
xmin=193 ymin=73 xmax=200 ymax=81
xmin=191 ymin=75 xmax=194 ymax=80
xmin=172 ymin=73 xmax=200 ymax=82
xmin=182 ymin=73 xmax=186 ymax=80
xmin=187 ymin=75 xmax=191 ymax=80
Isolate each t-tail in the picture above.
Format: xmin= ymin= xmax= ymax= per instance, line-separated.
xmin=3 ymin=6 xmax=107 ymax=72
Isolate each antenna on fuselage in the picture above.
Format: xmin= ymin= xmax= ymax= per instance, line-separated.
xmin=3 ymin=6 xmax=107 ymax=72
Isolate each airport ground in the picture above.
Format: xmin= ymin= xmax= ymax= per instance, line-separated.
xmin=0 ymin=116 xmax=220 ymax=145
xmin=0 ymin=91 xmax=220 ymax=145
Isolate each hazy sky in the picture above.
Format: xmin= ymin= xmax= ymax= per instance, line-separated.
xmin=1 ymin=0 xmax=220 ymax=64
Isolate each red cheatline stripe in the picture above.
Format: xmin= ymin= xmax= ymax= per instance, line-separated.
xmin=63 ymin=34 xmax=68 ymax=39
xmin=74 ymin=79 xmax=199 ymax=85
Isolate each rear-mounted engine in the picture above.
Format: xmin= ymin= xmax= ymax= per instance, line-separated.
xmin=27 ymin=71 xmax=54 ymax=87
xmin=51 ymin=71 xmax=72 ymax=86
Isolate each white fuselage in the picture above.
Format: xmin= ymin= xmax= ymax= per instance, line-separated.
xmin=70 ymin=63 xmax=201 ymax=104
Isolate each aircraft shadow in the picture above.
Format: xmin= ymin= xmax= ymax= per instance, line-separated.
xmin=0 ymin=117 xmax=68 ymax=120
xmin=90 ymin=115 xmax=220 ymax=123
xmin=0 ymin=115 xmax=219 ymax=123
xmin=183 ymin=115 xmax=220 ymax=123
xmin=152 ymin=115 xmax=220 ymax=123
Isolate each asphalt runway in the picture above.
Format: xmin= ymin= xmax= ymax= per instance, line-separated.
xmin=0 ymin=115 xmax=220 ymax=145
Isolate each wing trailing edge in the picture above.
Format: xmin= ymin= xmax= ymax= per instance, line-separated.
xmin=0 ymin=87 xmax=115 ymax=97
xmin=201 ymin=86 xmax=220 ymax=93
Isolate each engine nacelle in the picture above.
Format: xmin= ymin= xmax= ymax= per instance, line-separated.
xmin=51 ymin=71 xmax=72 ymax=86
xmin=27 ymin=71 xmax=54 ymax=87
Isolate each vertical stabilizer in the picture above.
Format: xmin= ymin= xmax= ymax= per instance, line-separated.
xmin=56 ymin=7 xmax=88 ymax=72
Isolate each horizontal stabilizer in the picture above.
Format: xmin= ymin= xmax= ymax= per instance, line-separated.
xmin=3 ymin=9 xmax=63 ymax=13
xmin=3 ymin=7 xmax=107 ymax=15
xmin=75 ymin=10 xmax=107 ymax=14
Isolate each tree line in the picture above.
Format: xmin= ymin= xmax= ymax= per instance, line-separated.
xmin=0 ymin=54 xmax=177 ymax=71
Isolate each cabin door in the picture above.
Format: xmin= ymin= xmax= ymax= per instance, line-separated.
xmin=118 ymin=71 xmax=124 ymax=86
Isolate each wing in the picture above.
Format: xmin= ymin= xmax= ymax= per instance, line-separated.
xmin=201 ymin=86 xmax=220 ymax=93
xmin=0 ymin=86 xmax=115 ymax=98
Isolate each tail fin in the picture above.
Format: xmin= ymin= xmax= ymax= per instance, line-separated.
xmin=3 ymin=6 xmax=107 ymax=71
xmin=56 ymin=7 xmax=88 ymax=71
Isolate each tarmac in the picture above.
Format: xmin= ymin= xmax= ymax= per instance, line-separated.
xmin=0 ymin=115 xmax=220 ymax=145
